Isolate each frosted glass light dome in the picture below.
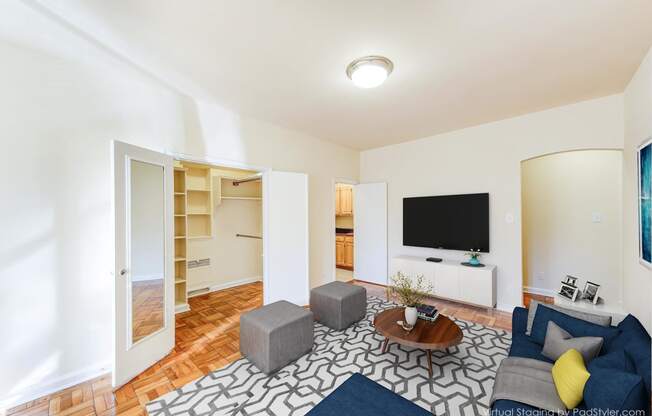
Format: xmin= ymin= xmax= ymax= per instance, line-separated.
xmin=346 ymin=56 xmax=394 ymax=88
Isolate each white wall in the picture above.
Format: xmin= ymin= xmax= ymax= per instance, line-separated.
xmin=0 ymin=2 xmax=358 ymax=407
xmin=188 ymin=199 xmax=263 ymax=290
xmin=521 ymin=150 xmax=623 ymax=302
xmin=360 ymin=95 xmax=624 ymax=311
xmin=130 ymin=160 xmax=165 ymax=282
xmin=623 ymin=47 xmax=652 ymax=332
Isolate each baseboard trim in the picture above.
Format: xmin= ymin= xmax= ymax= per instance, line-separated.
xmin=0 ymin=361 xmax=111 ymax=410
xmin=495 ymin=303 xmax=519 ymax=313
xmin=523 ymin=286 xmax=557 ymax=297
xmin=188 ymin=276 xmax=262 ymax=298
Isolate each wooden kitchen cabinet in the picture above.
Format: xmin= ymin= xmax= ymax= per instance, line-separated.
xmin=336 ymin=236 xmax=345 ymax=266
xmin=335 ymin=185 xmax=353 ymax=216
xmin=344 ymin=236 xmax=354 ymax=267
xmin=336 ymin=235 xmax=354 ymax=269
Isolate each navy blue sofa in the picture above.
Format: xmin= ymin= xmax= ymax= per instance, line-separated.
xmin=491 ymin=305 xmax=651 ymax=415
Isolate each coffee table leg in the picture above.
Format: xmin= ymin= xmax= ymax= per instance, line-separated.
xmin=426 ymin=350 xmax=433 ymax=378
xmin=381 ymin=338 xmax=389 ymax=353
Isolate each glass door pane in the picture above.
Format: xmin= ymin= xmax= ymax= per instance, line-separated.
xmin=130 ymin=159 xmax=166 ymax=344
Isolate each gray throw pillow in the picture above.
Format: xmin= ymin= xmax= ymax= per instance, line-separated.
xmin=525 ymin=300 xmax=612 ymax=335
xmin=542 ymin=321 xmax=603 ymax=363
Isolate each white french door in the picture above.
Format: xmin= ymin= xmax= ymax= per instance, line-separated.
xmin=354 ymin=182 xmax=388 ymax=285
xmin=263 ymin=171 xmax=309 ymax=306
xmin=112 ymin=141 xmax=174 ymax=388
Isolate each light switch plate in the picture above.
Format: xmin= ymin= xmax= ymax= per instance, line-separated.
xmin=591 ymin=212 xmax=602 ymax=223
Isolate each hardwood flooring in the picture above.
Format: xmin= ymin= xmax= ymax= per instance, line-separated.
xmin=522 ymin=292 xmax=554 ymax=309
xmin=8 ymin=280 xmax=514 ymax=416
xmin=131 ymin=281 xmax=164 ymax=344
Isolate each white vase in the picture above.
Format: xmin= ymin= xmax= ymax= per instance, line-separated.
xmin=404 ymin=306 xmax=418 ymax=326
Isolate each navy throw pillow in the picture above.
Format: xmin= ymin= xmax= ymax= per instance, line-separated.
xmin=530 ymin=304 xmax=620 ymax=346
xmin=584 ymin=366 xmax=649 ymax=415
xmin=589 ymin=349 xmax=636 ymax=373
xmin=607 ymin=314 xmax=652 ymax=393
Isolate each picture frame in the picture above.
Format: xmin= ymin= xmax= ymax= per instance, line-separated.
xmin=582 ymin=281 xmax=601 ymax=305
xmin=564 ymin=275 xmax=578 ymax=287
xmin=637 ymin=137 xmax=651 ymax=269
xmin=558 ymin=282 xmax=580 ymax=302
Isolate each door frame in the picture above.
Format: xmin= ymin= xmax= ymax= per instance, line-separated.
xmin=331 ymin=178 xmax=358 ymax=283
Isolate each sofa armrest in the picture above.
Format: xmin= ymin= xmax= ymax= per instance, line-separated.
xmin=512 ymin=307 xmax=528 ymax=335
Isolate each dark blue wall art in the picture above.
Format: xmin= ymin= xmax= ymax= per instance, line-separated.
xmin=639 ymin=138 xmax=651 ymax=266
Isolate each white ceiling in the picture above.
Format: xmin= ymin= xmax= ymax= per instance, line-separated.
xmin=44 ymin=1 xmax=652 ymax=150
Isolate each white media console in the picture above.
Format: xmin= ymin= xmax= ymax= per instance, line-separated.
xmin=390 ymin=255 xmax=497 ymax=308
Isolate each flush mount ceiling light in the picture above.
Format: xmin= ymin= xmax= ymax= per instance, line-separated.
xmin=346 ymin=55 xmax=394 ymax=88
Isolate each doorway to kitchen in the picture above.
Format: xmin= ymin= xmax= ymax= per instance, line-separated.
xmin=335 ymin=182 xmax=354 ymax=282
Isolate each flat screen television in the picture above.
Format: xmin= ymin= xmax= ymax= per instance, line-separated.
xmin=403 ymin=193 xmax=489 ymax=252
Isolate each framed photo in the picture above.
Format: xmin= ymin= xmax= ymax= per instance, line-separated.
xmin=564 ymin=275 xmax=578 ymax=287
xmin=582 ymin=281 xmax=601 ymax=305
xmin=638 ymin=137 xmax=651 ymax=268
xmin=559 ymin=282 xmax=579 ymax=302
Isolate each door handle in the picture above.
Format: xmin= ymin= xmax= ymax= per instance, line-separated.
xmin=120 ymin=268 xmax=128 ymax=276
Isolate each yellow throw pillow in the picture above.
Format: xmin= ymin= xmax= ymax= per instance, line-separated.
xmin=551 ymin=349 xmax=591 ymax=409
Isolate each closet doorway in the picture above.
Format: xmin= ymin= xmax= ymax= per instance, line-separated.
xmin=173 ymin=161 xmax=264 ymax=311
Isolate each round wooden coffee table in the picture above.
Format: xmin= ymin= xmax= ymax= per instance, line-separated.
xmin=373 ymin=307 xmax=463 ymax=377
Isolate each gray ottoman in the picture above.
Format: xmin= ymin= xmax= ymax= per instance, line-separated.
xmin=239 ymin=300 xmax=314 ymax=374
xmin=310 ymin=282 xmax=367 ymax=330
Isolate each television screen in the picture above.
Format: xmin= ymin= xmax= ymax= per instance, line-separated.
xmin=403 ymin=193 xmax=489 ymax=252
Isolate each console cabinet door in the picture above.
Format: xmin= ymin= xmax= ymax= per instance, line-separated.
xmin=459 ymin=268 xmax=492 ymax=307
xmin=390 ymin=257 xmax=435 ymax=286
xmin=434 ymin=264 xmax=459 ymax=299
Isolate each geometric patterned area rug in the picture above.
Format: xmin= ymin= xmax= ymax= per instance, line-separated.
xmin=146 ymin=296 xmax=511 ymax=416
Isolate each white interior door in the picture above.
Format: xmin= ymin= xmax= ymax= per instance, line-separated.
xmin=113 ymin=141 xmax=174 ymax=388
xmin=354 ymin=183 xmax=388 ymax=285
xmin=263 ymin=171 xmax=309 ymax=306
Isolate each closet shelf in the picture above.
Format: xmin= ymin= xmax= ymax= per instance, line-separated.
xmin=221 ymin=196 xmax=262 ymax=201
xmin=174 ymin=192 xmax=186 ymax=196
xmin=175 ymin=257 xmax=186 ymax=262
xmin=187 ymin=235 xmax=211 ymax=240
xmin=187 ymin=212 xmax=211 ymax=216
xmin=175 ymin=278 xmax=186 ymax=284
xmin=174 ymin=235 xmax=186 ymax=239
xmin=186 ymin=188 xmax=210 ymax=192
xmin=174 ymin=214 xmax=186 ymax=217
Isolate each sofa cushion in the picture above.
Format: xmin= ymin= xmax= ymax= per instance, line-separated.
xmin=542 ymin=321 xmax=603 ymax=363
xmin=584 ymin=366 xmax=649 ymax=415
xmin=526 ymin=300 xmax=612 ymax=335
xmin=606 ymin=314 xmax=652 ymax=393
xmin=531 ymin=304 xmax=620 ymax=346
xmin=491 ymin=400 xmax=588 ymax=416
xmin=509 ymin=333 xmax=553 ymax=363
xmin=512 ymin=306 xmax=529 ymax=335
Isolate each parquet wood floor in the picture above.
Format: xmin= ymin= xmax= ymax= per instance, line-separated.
xmin=8 ymin=280 xmax=515 ymax=416
xmin=522 ymin=292 xmax=554 ymax=309
xmin=132 ymin=281 xmax=164 ymax=344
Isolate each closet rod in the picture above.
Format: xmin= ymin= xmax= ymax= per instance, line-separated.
xmin=236 ymin=233 xmax=262 ymax=240
xmin=233 ymin=173 xmax=262 ymax=186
